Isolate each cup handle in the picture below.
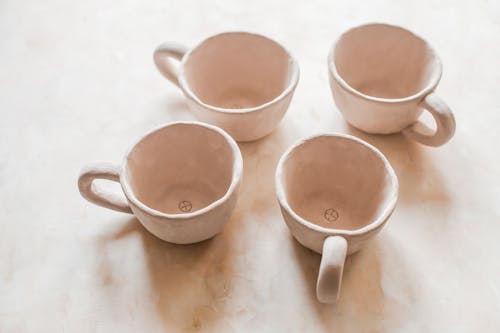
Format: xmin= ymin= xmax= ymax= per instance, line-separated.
xmin=78 ymin=163 xmax=133 ymax=214
xmin=153 ymin=42 xmax=188 ymax=88
xmin=316 ymin=235 xmax=348 ymax=303
xmin=402 ymin=92 xmax=456 ymax=147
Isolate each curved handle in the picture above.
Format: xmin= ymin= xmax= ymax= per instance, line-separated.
xmin=78 ymin=163 xmax=132 ymax=214
xmin=316 ymin=236 xmax=347 ymax=303
xmin=403 ymin=92 xmax=456 ymax=147
xmin=153 ymin=42 xmax=188 ymax=88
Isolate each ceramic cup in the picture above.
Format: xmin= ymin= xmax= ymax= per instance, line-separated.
xmin=328 ymin=23 xmax=456 ymax=147
xmin=78 ymin=121 xmax=243 ymax=244
xmin=154 ymin=31 xmax=299 ymax=142
xmin=275 ymin=133 xmax=398 ymax=303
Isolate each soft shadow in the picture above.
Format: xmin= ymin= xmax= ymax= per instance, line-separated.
xmin=236 ymin=126 xmax=294 ymax=220
xmin=291 ymin=233 xmax=414 ymax=331
xmin=163 ymin=96 xmax=188 ymax=111
xmin=345 ymin=125 xmax=451 ymax=207
xmin=291 ymin=236 xmax=382 ymax=312
xmin=101 ymin=217 xmax=236 ymax=332
xmin=162 ymin=95 xmax=195 ymax=121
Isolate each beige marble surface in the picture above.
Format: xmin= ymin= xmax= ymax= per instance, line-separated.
xmin=1 ymin=0 xmax=500 ymax=332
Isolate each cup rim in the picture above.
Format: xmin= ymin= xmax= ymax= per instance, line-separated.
xmin=119 ymin=121 xmax=243 ymax=219
xmin=327 ymin=22 xmax=442 ymax=104
xmin=275 ymin=133 xmax=399 ymax=236
xmin=178 ymin=31 xmax=300 ymax=114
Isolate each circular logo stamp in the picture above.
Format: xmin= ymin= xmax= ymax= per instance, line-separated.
xmin=178 ymin=200 xmax=192 ymax=212
xmin=324 ymin=208 xmax=339 ymax=222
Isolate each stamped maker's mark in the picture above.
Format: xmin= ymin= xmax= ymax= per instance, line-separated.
xmin=178 ymin=200 xmax=192 ymax=212
xmin=324 ymin=208 xmax=339 ymax=222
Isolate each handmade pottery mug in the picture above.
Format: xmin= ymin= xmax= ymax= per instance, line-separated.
xmin=78 ymin=121 xmax=243 ymax=244
xmin=328 ymin=23 xmax=456 ymax=147
xmin=275 ymin=133 xmax=398 ymax=303
xmin=154 ymin=31 xmax=299 ymax=142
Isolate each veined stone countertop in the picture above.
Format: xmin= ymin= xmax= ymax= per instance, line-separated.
xmin=1 ymin=0 xmax=499 ymax=331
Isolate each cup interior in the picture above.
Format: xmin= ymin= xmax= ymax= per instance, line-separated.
xmin=278 ymin=135 xmax=397 ymax=231
xmin=182 ymin=32 xmax=297 ymax=109
xmin=332 ymin=24 xmax=440 ymax=99
xmin=123 ymin=123 xmax=238 ymax=215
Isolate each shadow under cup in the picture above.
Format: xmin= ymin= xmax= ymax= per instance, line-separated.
xmin=333 ymin=23 xmax=441 ymax=99
xmin=123 ymin=123 xmax=237 ymax=215
xmin=182 ymin=32 xmax=295 ymax=109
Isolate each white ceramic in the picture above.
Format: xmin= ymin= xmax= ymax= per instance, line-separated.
xmin=275 ymin=133 xmax=398 ymax=303
xmin=78 ymin=121 xmax=243 ymax=244
xmin=154 ymin=31 xmax=299 ymax=142
xmin=328 ymin=23 xmax=456 ymax=147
